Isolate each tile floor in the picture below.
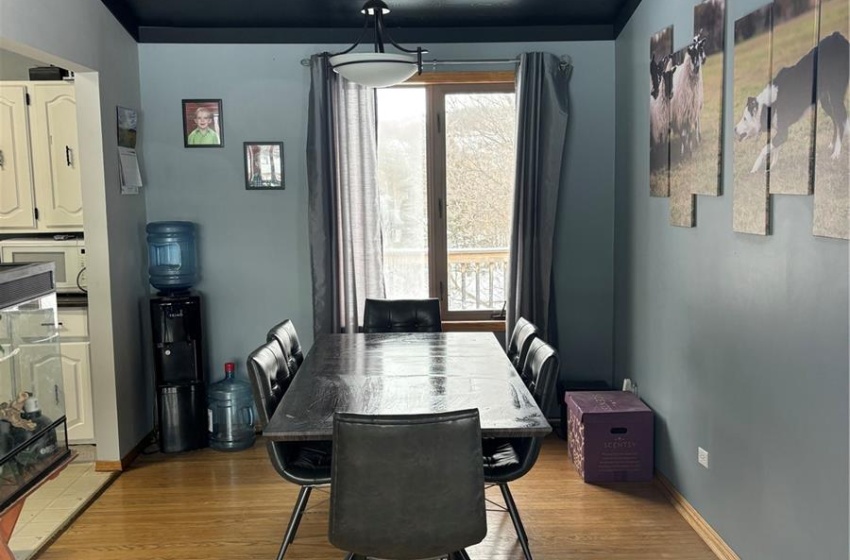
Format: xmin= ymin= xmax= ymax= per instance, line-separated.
xmin=9 ymin=446 xmax=115 ymax=560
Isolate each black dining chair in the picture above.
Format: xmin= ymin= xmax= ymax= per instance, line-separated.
xmin=329 ymin=410 xmax=487 ymax=560
xmin=267 ymin=319 xmax=304 ymax=374
xmin=506 ymin=317 xmax=540 ymax=375
xmin=483 ymin=337 xmax=559 ymax=560
xmin=247 ymin=340 xmax=331 ymax=560
xmin=362 ymin=298 xmax=443 ymax=333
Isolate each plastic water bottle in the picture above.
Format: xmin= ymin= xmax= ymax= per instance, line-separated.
xmin=208 ymin=362 xmax=256 ymax=452
xmin=146 ymin=221 xmax=198 ymax=293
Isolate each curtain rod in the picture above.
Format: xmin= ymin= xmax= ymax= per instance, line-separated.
xmin=422 ymin=58 xmax=517 ymax=66
xmin=299 ymin=54 xmax=572 ymax=67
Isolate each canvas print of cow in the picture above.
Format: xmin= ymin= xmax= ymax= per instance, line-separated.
xmin=733 ymin=4 xmax=774 ymax=235
xmin=650 ymin=26 xmax=674 ymax=198
xmin=812 ymin=0 xmax=849 ymax=239
xmin=668 ymin=0 xmax=726 ymax=227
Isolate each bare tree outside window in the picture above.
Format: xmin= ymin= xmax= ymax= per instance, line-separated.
xmin=377 ymin=82 xmax=516 ymax=318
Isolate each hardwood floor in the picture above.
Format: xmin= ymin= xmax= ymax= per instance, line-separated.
xmin=39 ymin=436 xmax=716 ymax=560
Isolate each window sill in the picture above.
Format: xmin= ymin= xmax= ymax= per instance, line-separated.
xmin=442 ymin=320 xmax=506 ymax=333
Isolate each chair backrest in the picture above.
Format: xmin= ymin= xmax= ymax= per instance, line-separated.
xmin=246 ymin=340 xmax=291 ymax=428
xmin=506 ymin=317 xmax=540 ymax=373
xmin=329 ymin=410 xmax=486 ymax=559
xmin=520 ymin=337 xmax=560 ymax=413
xmin=486 ymin=338 xmax=560 ymax=484
xmin=267 ymin=319 xmax=304 ymax=373
xmin=362 ymin=298 xmax=442 ymax=333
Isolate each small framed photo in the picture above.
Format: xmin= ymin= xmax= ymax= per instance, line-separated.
xmin=244 ymin=142 xmax=285 ymax=190
xmin=182 ymin=99 xmax=223 ymax=148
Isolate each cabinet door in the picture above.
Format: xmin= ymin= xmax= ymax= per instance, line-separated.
xmin=0 ymin=85 xmax=36 ymax=229
xmin=29 ymin=83 xmax=84 ymax=230
xmin=58 ymin=341 xmax=94 ymax=443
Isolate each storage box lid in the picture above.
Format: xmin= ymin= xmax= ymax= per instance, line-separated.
xmin=566 ymin=391 xmax=651 ymax=423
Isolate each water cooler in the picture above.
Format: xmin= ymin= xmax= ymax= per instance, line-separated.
xmin=147 ymin=221 xmax=207 ymax=453
xmin=151 ymin=294 xmax=207 ymax=452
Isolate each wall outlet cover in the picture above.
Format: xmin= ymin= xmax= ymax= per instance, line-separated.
xmin=698 ymin=447 xmax=709 ymax=469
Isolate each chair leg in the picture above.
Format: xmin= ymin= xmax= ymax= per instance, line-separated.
xmin=451 ymin=549 xmax=472 ymax=560
xmin=499 ymin=483 xmax=533 ymax=560
xmin=275 ymin=486 xmax=313 ymax=560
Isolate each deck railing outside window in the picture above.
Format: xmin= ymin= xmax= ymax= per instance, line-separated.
xmin=384 ymin=247 xmax=508 ymax=311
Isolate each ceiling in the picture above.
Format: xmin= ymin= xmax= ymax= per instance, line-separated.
xmin=100 ymin=0 xmax=642 ymax=44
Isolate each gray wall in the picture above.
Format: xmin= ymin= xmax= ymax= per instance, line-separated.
xmin=614 ymin=1 xmax=849 ymax=559
xmin=0 ymin=48 xmax=45 ymax=80
xmin=1 ymin=0 xmax=149 ymax=462
xmin=139 ymin=41 xmax=616 ymax=388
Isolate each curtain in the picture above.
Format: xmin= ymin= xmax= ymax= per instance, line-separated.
xmin=506 ymin=52 xmax=572 ymax=345
xmin=306 ymin=54 xmax=386 ymax=338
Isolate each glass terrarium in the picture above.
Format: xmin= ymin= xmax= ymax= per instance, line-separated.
xmin=0 ymin=263 xmax=70 ymax=511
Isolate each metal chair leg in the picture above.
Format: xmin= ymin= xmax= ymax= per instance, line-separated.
xmin=499 ymin=483 xmax=533 ymax=560
xmin=452 ymin=549 xmax=472 ymax=560
xmin=276 ymin=486 xmax=313 ymax=560
xmin=342 ymin=554 xmax=355 ymax=560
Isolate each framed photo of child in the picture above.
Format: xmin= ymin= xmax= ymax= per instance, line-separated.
xmin=244 ymin=142 xmax=284 ymax=190
xmin=182 ymin=99 xmax=224 ymax=148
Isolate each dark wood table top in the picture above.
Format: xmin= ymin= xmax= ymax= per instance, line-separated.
xmin=264 ymin=332 xmax=551 ymax=441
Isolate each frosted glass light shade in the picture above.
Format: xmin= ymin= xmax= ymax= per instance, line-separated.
xmin=328 ymin=53 xmax=418 ymax=88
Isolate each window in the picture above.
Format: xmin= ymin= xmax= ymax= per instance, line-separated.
xmin=376 ymin=75 xmax=516 ymax=321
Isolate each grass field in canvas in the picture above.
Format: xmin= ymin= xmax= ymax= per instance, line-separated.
xmin=813 ymin=0 xmax=849 ymax=238
xmin=733 ymin=0 xmax=848 ymax=207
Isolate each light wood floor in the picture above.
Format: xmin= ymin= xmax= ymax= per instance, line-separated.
xmin=39 ymin=436 xmax=716 ymax=560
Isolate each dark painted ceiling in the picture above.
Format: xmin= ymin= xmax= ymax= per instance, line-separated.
xmin=100 ymin=0 xmax=642 ymax=43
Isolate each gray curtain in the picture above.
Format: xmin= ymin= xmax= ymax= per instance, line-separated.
xmin=506 ymin=52 xmax=572 ymax=344
xmin=306 ymin=54 xmax=386 ymax=337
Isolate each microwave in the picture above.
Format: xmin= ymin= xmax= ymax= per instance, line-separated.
xmin=0 ymin=238 xmax=87 ymax=293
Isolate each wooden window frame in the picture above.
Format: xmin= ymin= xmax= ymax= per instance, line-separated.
xmin=388 ymin=71 xmax=516 ymax=323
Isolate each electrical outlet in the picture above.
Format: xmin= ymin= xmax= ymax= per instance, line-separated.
xmin=698 ymin=447 xmax=709 ymax=469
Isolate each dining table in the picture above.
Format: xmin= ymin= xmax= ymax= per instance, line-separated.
xmin=263 ymin=332 xmax=551 ymax=442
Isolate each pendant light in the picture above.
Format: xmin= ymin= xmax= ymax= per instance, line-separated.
xmin=328 ymin=0 xmax=427 ymax=88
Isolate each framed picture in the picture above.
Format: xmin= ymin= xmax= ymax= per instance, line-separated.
xmin=244 ymin=142 xmax=284 ymax=190
xmin=182 ymin=99 xmax=224 ymax=148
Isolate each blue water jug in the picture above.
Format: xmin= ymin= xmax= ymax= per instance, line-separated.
xmin=146 ymin=221 xmax=197 ymax=293
xmin=208 ymin=363 xmax=256 ymax=452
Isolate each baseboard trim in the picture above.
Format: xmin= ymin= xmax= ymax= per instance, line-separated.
xmin=95 ymin=432 xmax=153 ymax=472
xmin=655 ymin=473 xmax=740 ymax=560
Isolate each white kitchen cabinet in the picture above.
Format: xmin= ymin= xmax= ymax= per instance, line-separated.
xmin=57 ymin=340 xmax=94 ymax=442
xmin=0 ymin=85 xmax=36 ymax=229
xmin=56 ymin=307 xmax=94 ymax=443
xmin=0 ymin=304 xmax=93 ymax=443
xmin=0 ymin=81 xmax=83 ymax=232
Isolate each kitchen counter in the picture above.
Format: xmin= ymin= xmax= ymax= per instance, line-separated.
xmin=57 ymin=293 xmax=88 ymax=308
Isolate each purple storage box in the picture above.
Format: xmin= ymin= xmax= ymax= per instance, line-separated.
xmin=566 ymin=391 xmax=654 ymax=482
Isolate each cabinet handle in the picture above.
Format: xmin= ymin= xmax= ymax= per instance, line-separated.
xmin=65 ymin=146 xmax=73 ymax=167
xmin=40 ymin=322 xmax=63 ymax=327
xmin=0 ymin=149 xmax=4 ymax=168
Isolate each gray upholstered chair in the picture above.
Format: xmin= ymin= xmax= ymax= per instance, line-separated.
xmin=362 ymin=298 xmax=442 ymax=333
xmin=483 ymin=338 xmax=559 ymax=560
xmin=267 ymin=319 xmax=304 ymax=374
xmin=506 ymin=317 xmax=540 ymax=375
xmin=329 ymin=410 xmax=487 ymax=560
xmin=247 ymin=340 xmax=331 ymax=560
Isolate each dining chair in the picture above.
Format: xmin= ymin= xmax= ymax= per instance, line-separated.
xmin=329 ymin=410 xmax=487 ymax=560
xmin=267 ymin=319 xmax=304 ymax=373
xmin=247 ymin=340 xmax=331 ymax=560
xmin=506 ymin=317 xmax=540 ymax=375
xmin=483 ymin=337 xmax=559 ymax=560
xmin=362 ymin=298 xmax=443 ymax=333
